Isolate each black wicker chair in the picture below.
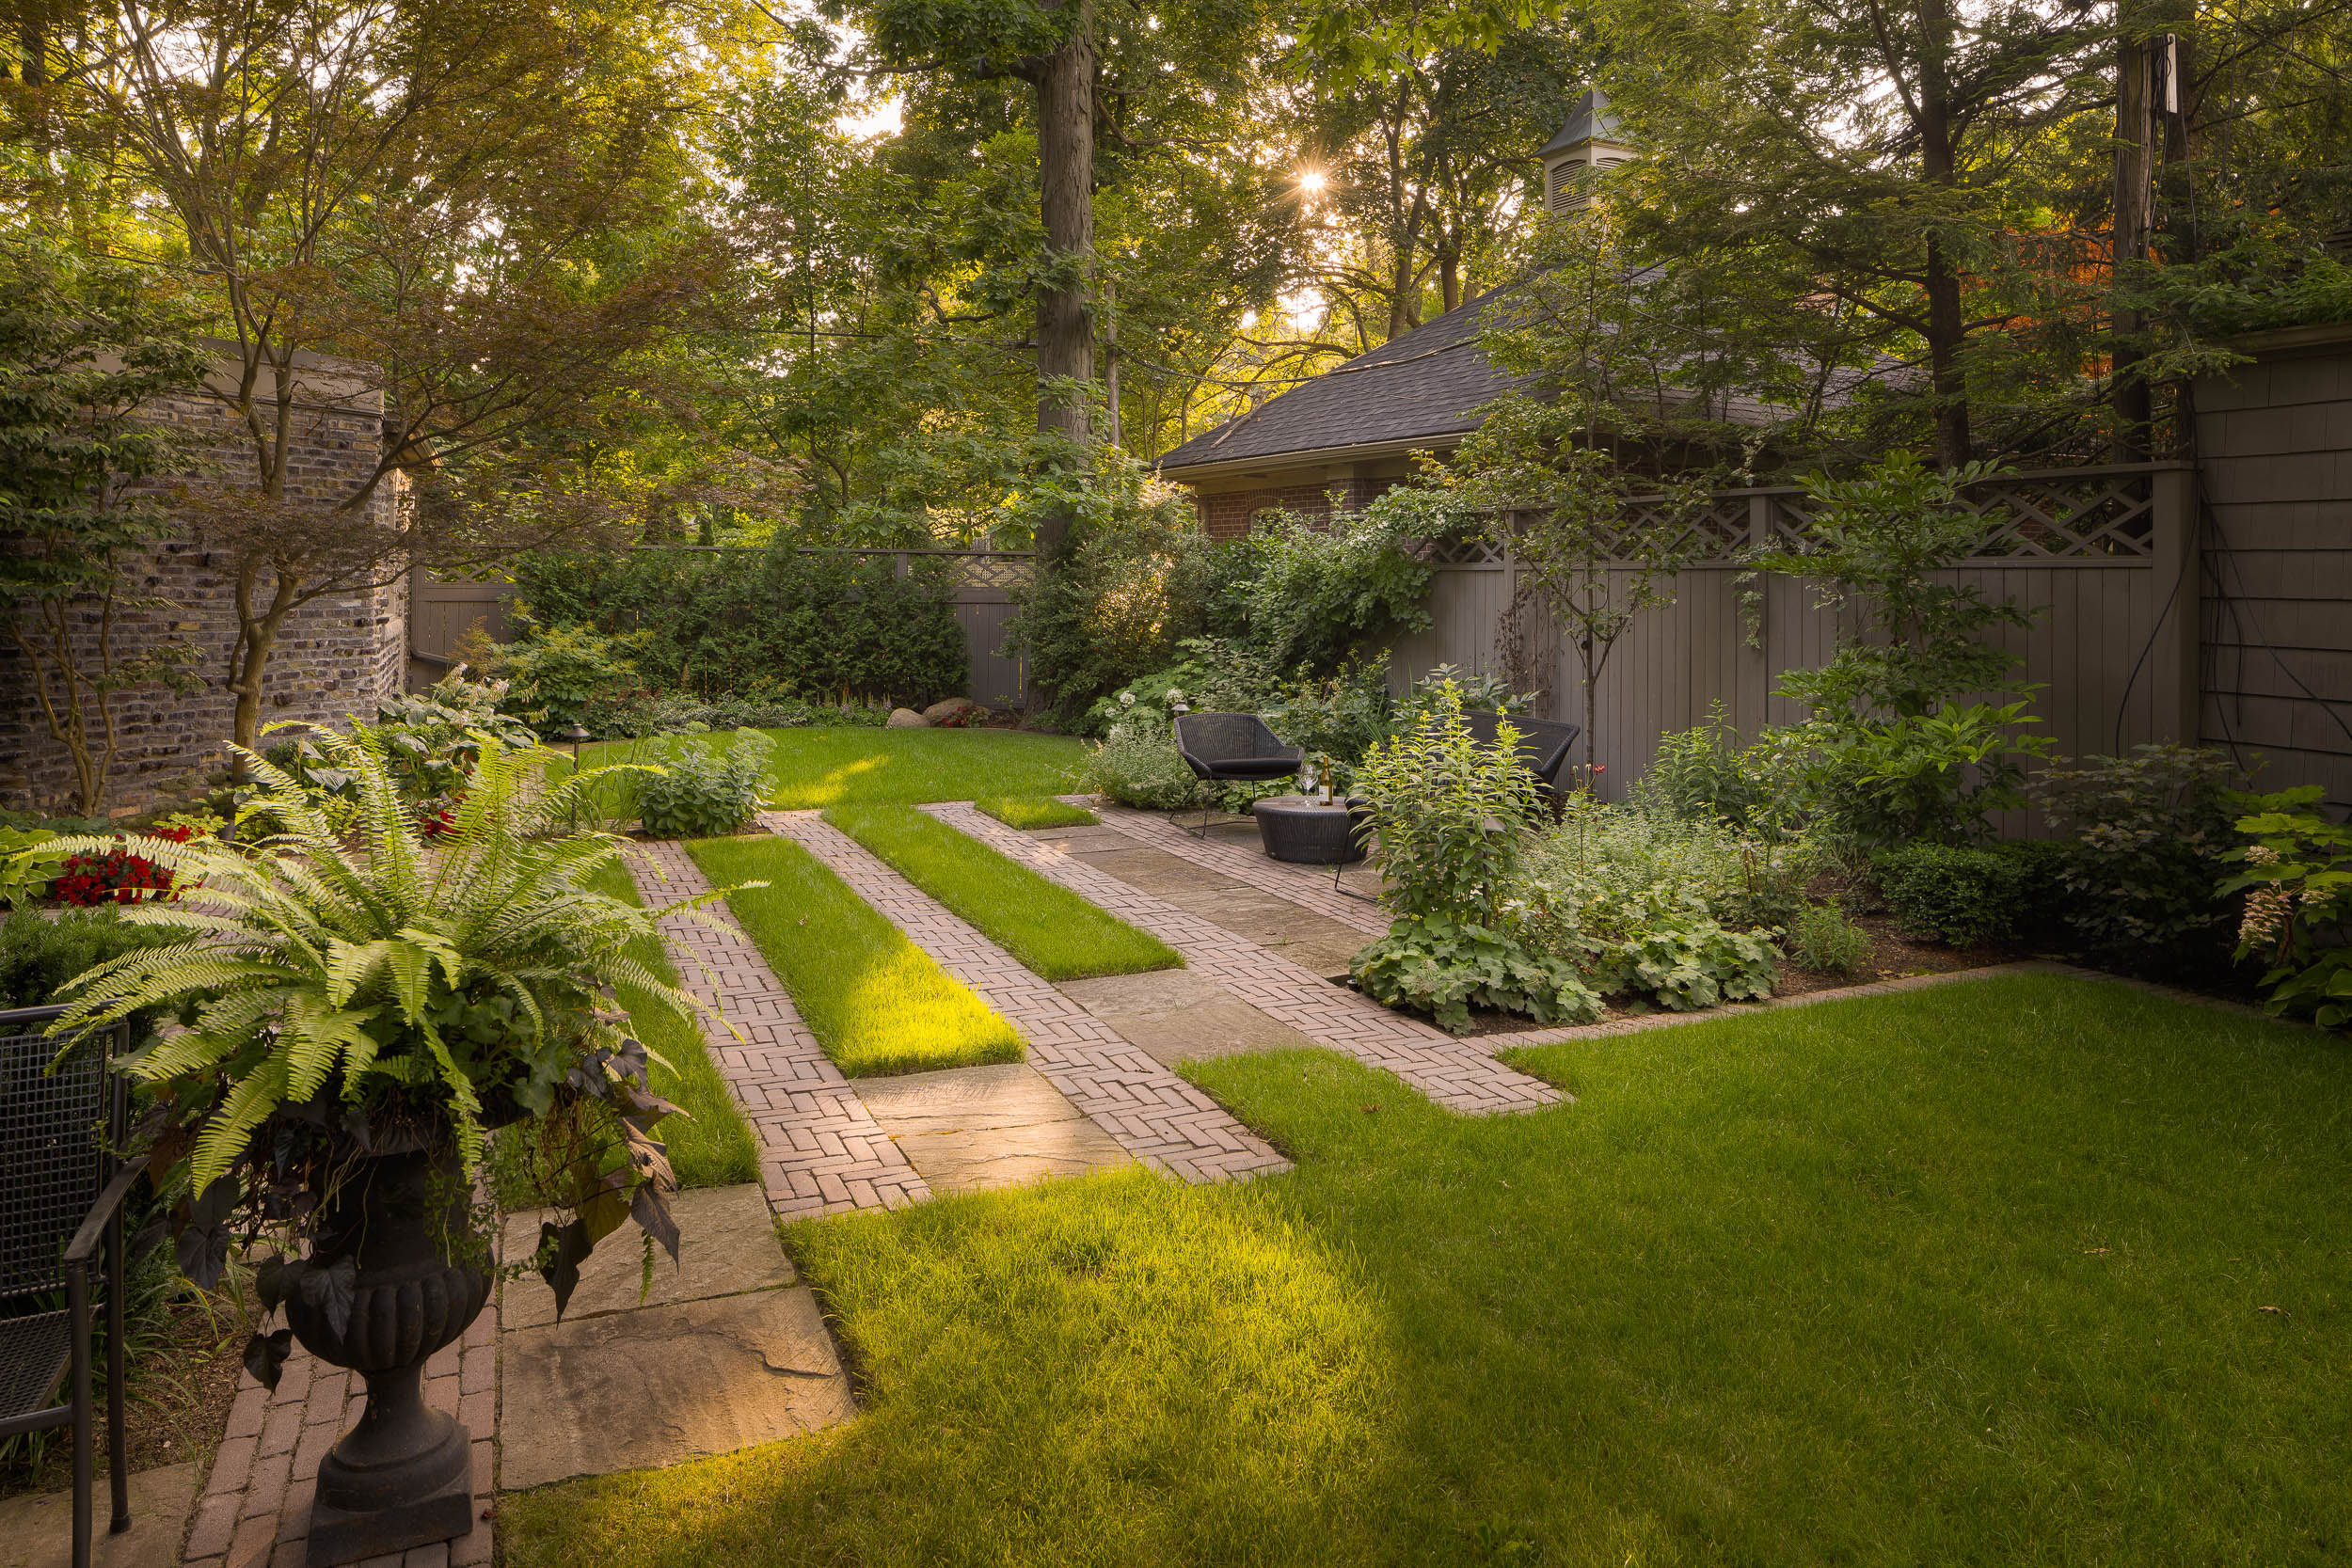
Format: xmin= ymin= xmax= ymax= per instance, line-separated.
xmin=1463 ymin=711 xmax=1582 ymax=802
xmin=2 ymin=1004 xmax=138 ymax=1568
xmin=1171 ymin=712 xmax=1303 ymax=836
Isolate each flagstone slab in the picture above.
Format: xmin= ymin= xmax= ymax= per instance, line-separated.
xmin=1057 ymin=970 xmax=1319 ymax=1066
xmin=853 ymin=1061 xmax=1132 ymax=1194
xmin=498 ymin=1288 xmax=853 ymax=1492
xmin=500 ymin=1184 xmax=795 ymax=1331
xmin=0 ymin=1461 xmax=197 ymax=1568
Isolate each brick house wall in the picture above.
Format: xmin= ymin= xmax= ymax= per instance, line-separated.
xmin=1193 ymin=475 xmax=1393 ymax=541
xmin=0 ymin=351 xmax=409 ymax=816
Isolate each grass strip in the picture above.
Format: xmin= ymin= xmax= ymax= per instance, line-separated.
xmin=503 ymin=974 xmax=2352 ymax=1566
xmin=976 ymin=794 xmax=1098 ymax=830
xmin=489 ymin=861 xmax=759 ymax=1204
xmin=824 ymin=805 xmax=1178 ymax=982
xmin=568 ymin=728 xmax=1088 ymax=811
xmin=688 ymin=832 xmax=1024 ymax=1076
xmin=583 ymin=861 xmax=761 ymax=1189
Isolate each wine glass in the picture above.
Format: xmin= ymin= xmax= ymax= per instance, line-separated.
xmin=1297 ymin=759 xmax=1319 ymax=798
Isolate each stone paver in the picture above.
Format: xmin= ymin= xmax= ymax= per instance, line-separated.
xmin=1087 ymin=801 xmax=1390 ymax=936
xmin=183 ymin=1295 xmax=497 ymax=1568
xmin=498 ymin=1287 xmax=854 ymax=1494
xmin=0 ymin=1460 xmax=196 ymax=1568
xmin=855 ymin=1061 xmax=1134 ymax=1193
xmin=766 ymin=812 xmax=1292 ymax=1184
xmin=495 ymin=1183 xmax=853 ymax=1494
xmin=929 ymin=803 xmax=1563 ymax=1116
xmin=624 ymin=841 xmax=930 ymax=1220
xmin=499 ymin=1185 xmax=796 ymax=1331
xmin=1056 ymin=968 xmax=1318 ymax=1067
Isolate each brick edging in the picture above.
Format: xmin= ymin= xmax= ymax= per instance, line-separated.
xmin=765 ymin=812 xmax=1291 ymax=1184
xmin=930 ymin=802 xmax=1564 ymax=1116
xmin=623 ymin=841 xmax=930 ymax=1218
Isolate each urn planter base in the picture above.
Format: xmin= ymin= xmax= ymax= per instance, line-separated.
xmin=306 ymin=1406 xmax=473 ymax=1566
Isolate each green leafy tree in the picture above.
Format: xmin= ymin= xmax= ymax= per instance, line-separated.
xmin=0 ymin=238 xmax=209 ymax=813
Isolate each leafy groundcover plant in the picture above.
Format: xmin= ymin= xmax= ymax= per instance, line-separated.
xmin=40 ymin=730 xmax=742 ymax=1375
xmin=2225 ymin=786 xmax=2352 ymax=1028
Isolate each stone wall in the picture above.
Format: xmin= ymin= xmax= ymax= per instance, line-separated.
xmin=0 ymin=351 xmax=409 ymax=816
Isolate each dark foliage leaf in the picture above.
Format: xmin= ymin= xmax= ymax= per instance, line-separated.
xmin=540 ymin=1217 xmax=592 ymax=1319
xmin=243 ymin=1327 xmax=294 ymax=1391
xmin=298 ymin=1255 xmax=358 ymax=1338
xmin=631 ymin=1183 xmax=680 ymax=1266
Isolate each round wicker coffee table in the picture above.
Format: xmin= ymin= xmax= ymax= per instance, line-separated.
xmin=1251 ymin=796 xmax=1371 ymax=864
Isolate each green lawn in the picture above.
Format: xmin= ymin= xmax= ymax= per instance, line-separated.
xmin=573 ymin=727 xmax=1088 ymax=811
xmin=687 ymin=832 xmax=1024 ymax=1076
xmin=824 ymin=804 xmax=1177 ymax=981
xmin=501 ymin=974 xmax=2352 ymax=1565
xmin=976 ymin=794 xmax=1097 ymax=829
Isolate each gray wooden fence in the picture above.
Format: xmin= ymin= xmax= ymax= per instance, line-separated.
xmin=1383 ymin=462 xmax=2202 ymax=805
xmin=409 ymin=547 xmax=1036 ymax=709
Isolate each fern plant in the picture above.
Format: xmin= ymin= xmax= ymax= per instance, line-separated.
xmin=44 ymin=728 xmax=740 ymax=1311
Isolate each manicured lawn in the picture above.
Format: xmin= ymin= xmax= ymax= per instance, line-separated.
xmin=975 ymin=794 xmax=1097 ymax=829
xmin=824 ymin=804 xmax=1178 ymax=981
xmin=574 ymin=727 xmax=1087 ymax=810
xmin=687 ymin=832 xmax=1024 ymax=1076
xmin=501 ymin=974 xmax=2351 ymax=1565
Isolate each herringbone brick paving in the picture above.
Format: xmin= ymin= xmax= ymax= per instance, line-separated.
xmin=1088 ymin=800 xmax=1391 ymax=937
xmin=928 ymin=802 xmax=1563 ymax=1116
xmin=764 ymin=812 xmax=1292 ymax=1184
xmin=624 ymin=840 xmax=930 ymax=1219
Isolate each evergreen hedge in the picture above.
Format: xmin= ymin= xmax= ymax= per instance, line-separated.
xmin=510 ymin=546 xmax=968 ymax=706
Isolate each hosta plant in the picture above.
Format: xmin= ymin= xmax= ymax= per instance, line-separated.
xmin=1350 ymin=915 xmax=1600 ymax=1034
xmin=44 ymin=729 xmax=742 ymax=1365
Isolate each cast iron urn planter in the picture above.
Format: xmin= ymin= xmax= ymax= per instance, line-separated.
xmin=280 ymin=1135 xmax=490 ymax=1566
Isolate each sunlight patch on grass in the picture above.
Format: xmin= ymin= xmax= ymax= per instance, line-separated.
xmin=824 ymin=804 xmax=1177 ymax=981
xmin=498 ymin=974 xmax=2352 ymax=1565
xmin=687 ymin=832 xmax=1023 ymax=1076
xmin=500 ymin=1168 xmax=1400 ymax=1568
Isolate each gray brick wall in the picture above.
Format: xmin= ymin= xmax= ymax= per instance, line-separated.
xmin=0 ymin=353 xmax=409 ymax=816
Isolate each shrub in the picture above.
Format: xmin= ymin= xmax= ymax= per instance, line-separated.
xmin=1870 ymin=840 xmax=2061 ymax=945
xmin=512 ymin=546 xmax=967 ymax=708
xmin=1011 ymin=486 xmax=1219 ymax=730
xmin=1634 ymin=703 xmax=1766 ymax=830
xmin=2029 ymin=745 xmax=2249 ymax=974
xmin=1795 ymin=701 xmax=2049 ymax=848
xmin=637 ymin=730 xmax=774 ymax=839
xmin=490 ymin=623 xmax=651 ymax=736
xmin=1077 ymin=725 xmax=1198 ymax=812
xmin=1523 ymin=799 xmax=1817 ymax=933
xmin=1349 ymin=915 xmax=1600 ymax=1034
xmin=1785 ymin=901 xmax=1872 ymax=976
xmin=1606 ymin=914 xmax=1779 ymax=1011
xmin=0 ymin=905 xmax=179 ymax=1008
xmin=1221 ymin=504 xmax=1434 ymax=676
xmin=2222 ymin=786 xmax=2352 ymax=1030
xmin=1354 ymin=684 xmax=1545 ymax=924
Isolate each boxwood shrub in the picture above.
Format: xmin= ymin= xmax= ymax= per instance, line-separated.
xmin=1870 ymin=840 xmax=2065 ymax=947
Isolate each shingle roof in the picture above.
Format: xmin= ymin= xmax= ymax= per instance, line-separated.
xmin=1538 ymin=88 xmax=1621 ymax=158
xmin=1155 ymin=286 xmax=1529 ymax=474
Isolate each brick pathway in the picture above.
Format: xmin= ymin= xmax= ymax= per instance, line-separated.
xmin=765 ymin=812 xmax=1292 ymax=1183
xmin=1088 ymin=801 xmax=1391 ymax=937
xmin=183 ymin=1308 xmax=497 ymax=1568
xmin=929 ymin=803 xmax=1563 ymax=1116
xmin=624 ymin=841 xmax=930 ymax=1219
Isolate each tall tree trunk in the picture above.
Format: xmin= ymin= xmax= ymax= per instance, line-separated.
xmin=1916 ymin=0 xmax=1971 ymax=468
xmin=2111 ymin=15 xmax=2155 ymax=460
xmin=1029 ymin=8 xmax=1094 ymax=555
